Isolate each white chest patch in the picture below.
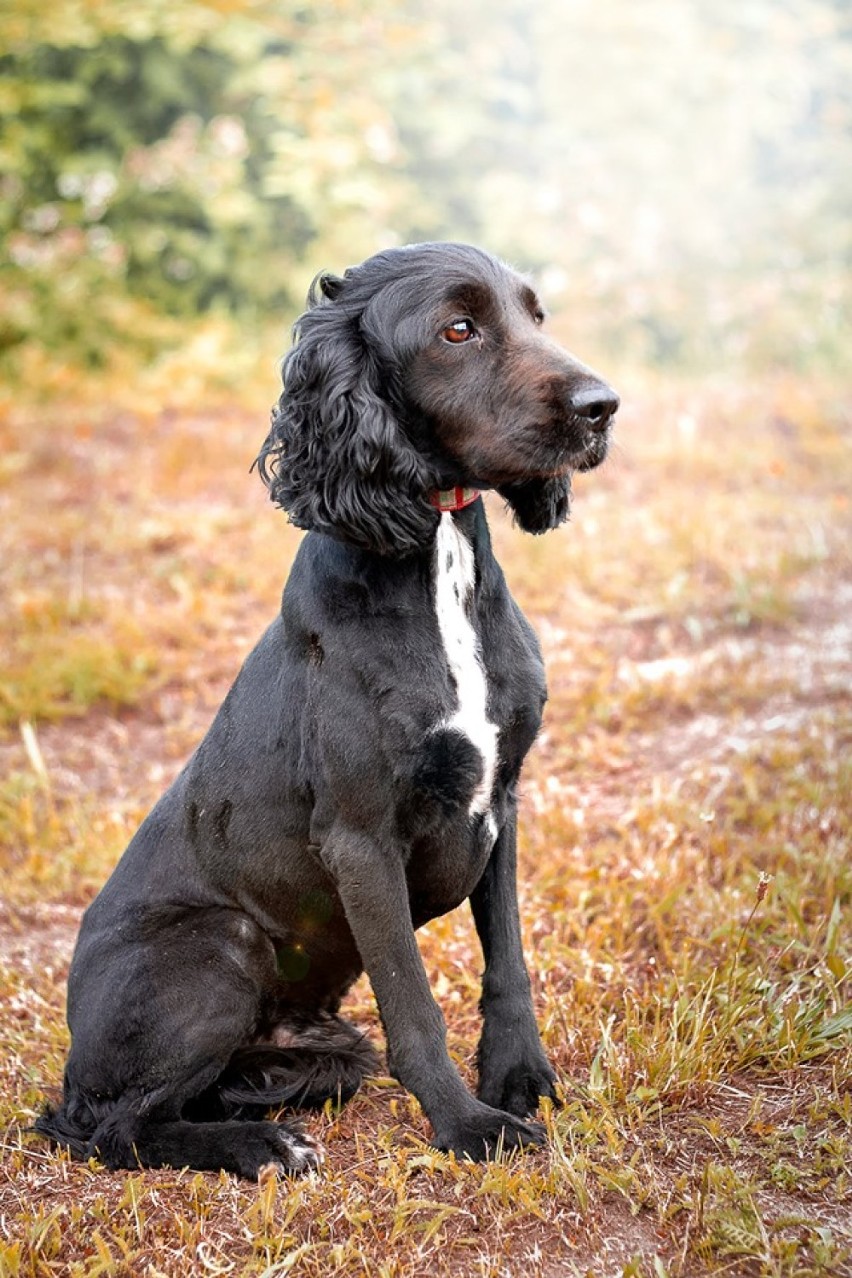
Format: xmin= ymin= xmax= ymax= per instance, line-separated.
xmin=432 ymin=513 xmax=499 ymax=834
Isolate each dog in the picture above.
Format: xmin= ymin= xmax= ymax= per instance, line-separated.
xmin=37 ymin=242 xmax=618 ymax=1178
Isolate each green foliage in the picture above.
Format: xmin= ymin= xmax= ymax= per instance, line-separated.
xmin=1 ymin=0 xmax=850 ymax=374
xmin=0 ymin=17 xmax=311 ymax=363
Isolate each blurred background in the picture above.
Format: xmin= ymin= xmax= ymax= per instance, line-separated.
xmin=2 ymin=0 xmax=849 ymax=386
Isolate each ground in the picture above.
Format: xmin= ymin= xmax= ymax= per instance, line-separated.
xmin=0 ymin=362 xmax=849 ymax=1277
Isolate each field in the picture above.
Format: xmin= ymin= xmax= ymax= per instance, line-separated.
xmin=0 ymin=355 xmax=849 ymax=1277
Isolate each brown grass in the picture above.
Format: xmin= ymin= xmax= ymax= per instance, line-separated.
xmin=0 ymin=352 xmax=849 ymax=1277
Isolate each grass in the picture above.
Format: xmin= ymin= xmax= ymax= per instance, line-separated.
xmin=0 ymin=352 xmax=849 ymax=1276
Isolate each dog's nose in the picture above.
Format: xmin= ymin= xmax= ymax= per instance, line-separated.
xmin=569 ymin=381 xmax=620 ymax=431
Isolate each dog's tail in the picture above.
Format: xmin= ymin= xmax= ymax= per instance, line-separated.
xmin=210 ymin=1012 xmax=381 ymax=1115
xmin=34 ymin=1095 xmax=100 ymax=1160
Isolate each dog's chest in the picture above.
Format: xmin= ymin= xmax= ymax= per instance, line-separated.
xmin=431 ymin=514 xmax=499 ymax=832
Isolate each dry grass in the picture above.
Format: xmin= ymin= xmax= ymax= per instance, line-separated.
xmin=0 ymin=350 xmax=849 ymax=1277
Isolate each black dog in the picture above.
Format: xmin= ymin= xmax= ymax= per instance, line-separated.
xmin=37 ymin=242 xmax=618 ymax=1178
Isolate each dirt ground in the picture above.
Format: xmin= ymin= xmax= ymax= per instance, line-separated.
xmin=1 ymin=377 xmax=849 ymax=1276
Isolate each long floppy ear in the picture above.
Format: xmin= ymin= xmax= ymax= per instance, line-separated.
xmin=498 ymin=477 xmax=572 ymax=534
xmin=256 ymin=276 xmax=439 ymax=557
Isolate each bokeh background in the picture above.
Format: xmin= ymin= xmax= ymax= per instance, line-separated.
xmin=2 ymin=0 xmax=849 ymax=383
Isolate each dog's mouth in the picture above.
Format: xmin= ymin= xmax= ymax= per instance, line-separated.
xmin=454 ymin=435 xmax=611 ymax=492
xmin=570 ymin=423 xmax=612 ymax=472
xmin=535 ymin=415 xmax=613 ymax=477
xmin=432 ymin=409 xmax=614 ymax=492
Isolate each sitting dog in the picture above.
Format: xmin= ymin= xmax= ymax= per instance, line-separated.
xmin=37 ymin=242 xmax=618 ymax=1177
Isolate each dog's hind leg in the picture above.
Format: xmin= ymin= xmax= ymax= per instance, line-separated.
xmin=82 ymin=1106 xmax=323 ymax=1178
xmin=38 ymin=905 xmax=322 ymax=1177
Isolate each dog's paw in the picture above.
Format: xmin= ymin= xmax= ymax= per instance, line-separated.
xmin=477 ymin=1057 xmax=559 ymax=1118
xmin=238 ymin=1122 xmax=324 ymax=1179
xmin=433 ymin=1103 xmax=546 ymax=1161
xmin=272 ymin=1124 xmax=325 ymax=1174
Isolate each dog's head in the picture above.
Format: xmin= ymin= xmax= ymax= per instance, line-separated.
xmin=258 ymin=242 xmax=618 ymax=555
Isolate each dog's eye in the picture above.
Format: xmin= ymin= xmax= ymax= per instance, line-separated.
xmin=442 ymin=319 xmax=477 ymax=344
xmin=533 ymin=308 xmax=546 ymax=326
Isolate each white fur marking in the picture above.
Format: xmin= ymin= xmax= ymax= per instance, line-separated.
xmin=433 ymin=514 xmax=499 ymax=828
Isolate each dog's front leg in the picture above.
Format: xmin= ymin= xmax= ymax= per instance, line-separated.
xmin=469 ymin=810 xmax=559 ymax=1117
xmin=322 ymin=824 xmax=545 ymax=1159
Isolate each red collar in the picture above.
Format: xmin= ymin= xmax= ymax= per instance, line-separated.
xmin=428 ymin=486 xmax=482 ymax=512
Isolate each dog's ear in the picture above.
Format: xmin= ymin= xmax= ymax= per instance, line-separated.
xmin=256 ymin=291 xmax=439 ymax=557
xmin=498 ymin=477 xmax=572 ymax=534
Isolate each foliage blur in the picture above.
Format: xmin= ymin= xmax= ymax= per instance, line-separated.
xmin=1 ymin=0 xmax=849 ymax=378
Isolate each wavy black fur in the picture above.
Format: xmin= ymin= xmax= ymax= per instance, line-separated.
xmin=257 ymin=270 xmax=440 ymax=556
